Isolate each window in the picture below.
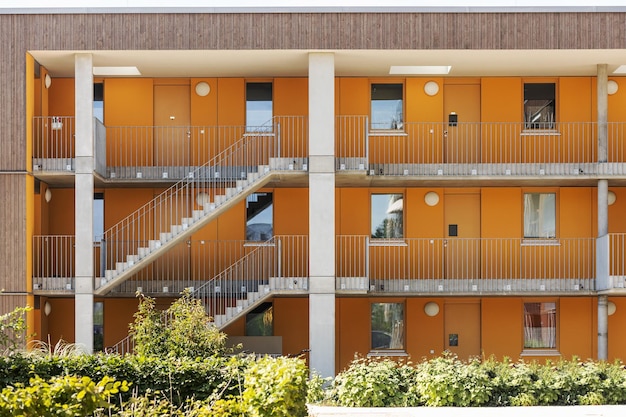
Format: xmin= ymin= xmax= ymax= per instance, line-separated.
xmin=524 ymin=83 xmax=555 ymax=129
xmin=371 ymin=83 xmax=403 ymax=130
xmin=93 ymin=193 xmax=104 ymax=242
xmin=523 ymin=193 xmax=556 ymax=238
xmin=371 ymin=194 xmax=403 ymax=239
xmin=523 ymin=302 xmax=556 ymax=349
xmin=246 ymin=302 xmax=273 ymax=336
xmin=93 ymin=301 xmax=104 ymax=352
xmin=246 ymin=192 xmax=273 ymax=241
xmin=371 ymin=302 xmax=404 ymax=350
xmin=93 ymin=83 xmax=104 ymax=122
xmin=246 ymin=82 xmax=273 ymax=132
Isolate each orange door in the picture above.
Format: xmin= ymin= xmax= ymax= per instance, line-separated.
xmin=444 ymin=301 xmax=481 ymax=361
xmin=154 ymin=85 xmax=191 ymax=167
xmin=444 ymin=193 xmax=480 ymax=281
xmin=443 ymin=84 xmax=481 ymax=163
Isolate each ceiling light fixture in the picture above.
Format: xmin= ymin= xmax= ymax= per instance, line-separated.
xmin=390 ymin=65 xmax=451 ymax=75
xmin=93 ymin=66 xmax=141 ymax=76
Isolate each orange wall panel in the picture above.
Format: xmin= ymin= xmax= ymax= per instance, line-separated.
xmin=45 ymin=298 xmax=75 ymax=345
xmin=406 ymin=78 xmax=444 ymax=123
xmin=217 ymin=78 xmax=245 ymax=126
xmin=559 ymin=297 xmax=594 ymax=360
xmin=481 ymin=188 xmax=522 ymax=238
xmin=406 ymin=188 xmax=444 ymax=238
xmin=608 ymin=297 xmax=626 ymax=360
xmin=482 ymin=297 xmax=523 ymax=360
xmin=190 ymin=78 xmax=218 ymax=126
xmin=338 ymin=78 xmax=369 ymax=115
xmin=102 ymin=298 xmax=140 ymax=348
xmin=274 ymin=78 xmax=308 ymax=116
xmin=337 ymin=188 xmax=369 ymax=235
xmin=609 ymin=188 xmax=626 ymax=233
xmin=274 ymin=297 xmax=309 ymax=358
xmin=337 ymin=297 xmax=370 ymax=371
xmin=559 ymin=77 xmax=592 ymax=122
xmin=48 ymin=189 xmax=75 ymax=235
xmin=104 ymin=189 xmax=155 ymax=229
xmin=559 ymin=188 xmax=593 ymax=238
xmin=105 ymin=78 xmax=153 ymax=125
xmin=406 ymin=298 xmax=444 ymax=360
xmin=481 ymin=78 xmax=521 ymax=123
xmin=608 ymin=78 xmax=626 ymax=122
xmin=48 ymin=78 xmax=75 ymax=116
xmin=217 ymin=199 xmax=245 ymax=240
xmin=274 ymin=188 xmax=308 ymax=235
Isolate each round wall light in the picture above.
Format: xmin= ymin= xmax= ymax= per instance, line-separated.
xmin=45 ymin=188 xmax=52 ymax=203
xmin=608 ymin=301 xmax=617 ymax=316
xmin=424 ymin=191 xmax=440 ymax=206
xmin=424 ymin=302 xmax=440 ymax=317
xmin=195 ymin=81 xmax=211 ymax=97
xmin=44 ymin=73 xmax=52 ymax=89
xmin=44 ymin=301 xmax=52 ymax=317
xmin=608 ymin=80 xmax=619 ymax=95
xmin=608 ymin=190 xmax=617 ymax=206
xmin=424 ymin=81 xmax=440 ymax=96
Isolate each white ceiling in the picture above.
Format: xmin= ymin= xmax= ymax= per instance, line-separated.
xmin=31 ymin=48 xmax=626 ymax=78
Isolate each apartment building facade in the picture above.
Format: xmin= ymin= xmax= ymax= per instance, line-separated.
xmin=2 ymin=7 xmax=626 ymax=376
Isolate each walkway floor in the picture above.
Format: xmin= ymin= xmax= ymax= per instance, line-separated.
xmin=308 ymin=405 xmax=626 ymax=417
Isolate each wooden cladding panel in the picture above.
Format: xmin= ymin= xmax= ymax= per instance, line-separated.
xmin=2 ymin=12 xmax=626 ymax=52
xmin=0 ymin=175 xmax=27 ymax=293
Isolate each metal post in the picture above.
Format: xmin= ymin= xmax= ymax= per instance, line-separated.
xmin=365 ymin=116 xmax=370 ymax=169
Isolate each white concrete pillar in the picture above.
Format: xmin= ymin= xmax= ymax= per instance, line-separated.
xmin=598 ymin=64 xmax=608 ymax=163
xmin=598 ymin=295 xmax=609 ymax=360
xmin=598 ymin=179 xmax=609 ymax=237
xmin=74 ymin=53 xmax=94 ymax=353
xmin=308 ymin=52 xmax=335 ymax=378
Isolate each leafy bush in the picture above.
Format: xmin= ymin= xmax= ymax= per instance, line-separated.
xmin=320 ymin=355 xmax=626 ymax=407
xmin=0 ymin=375 xmax=127 ymax=416
xmin=130 ymin=290 xmax=226 ymax=358
xmin=0 ymin=306 xmax=31 ymax=353
xmin=242 ymin=355 xmax=309 ymax=417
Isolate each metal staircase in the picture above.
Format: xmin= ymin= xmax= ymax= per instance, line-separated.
xmin=95 ymin=126 xmax=306 ymax=295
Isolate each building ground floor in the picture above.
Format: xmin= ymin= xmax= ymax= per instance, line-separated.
xmin=35 ymin=295 xmax=626 ymax=372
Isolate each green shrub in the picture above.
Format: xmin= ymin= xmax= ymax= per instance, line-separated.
xmin=329 ymin=357 xmax=418 ymax=407
xmin=242 ymin=356 xmax=308 ymax=417
xmin=0 ymin=375 xmax=127 ymax=417
xmin=321 ymin=355 xmax=626 ymax=407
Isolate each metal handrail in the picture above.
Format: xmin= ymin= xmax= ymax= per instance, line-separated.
xmin=98 ymin=117 xmax=307 ymax=289
xmin=336 ymin=235 xmax=596 ymax=293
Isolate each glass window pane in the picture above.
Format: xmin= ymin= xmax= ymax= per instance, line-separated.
xmin=93 ymin=83 xmax=104 ymax=122
xmin=524 ymin=302 xmax=556 ymax=349
xmin=371 ymin=194 xmax=403 ymax=238
xmin=246 ymin=82 xmax=273 ymax=132
xmin=246 ymin=192 xmax=273 ymax=241
xmin=371 ymin=84 xmax=403 ymax=130
xmin=93 ymin=301 xmax=104 ymax=352
xmin=371 ymin=302 xmax=404 ymax=350
xmin=523 ymin=193 xmax=555 ymax=238
xmin=246 ymin=302 xmax=273 ymax=336
xmin=93 ymin=193 xmax=104 ymax=242
xmin=524 ymin=83 xmax=555 ymax=129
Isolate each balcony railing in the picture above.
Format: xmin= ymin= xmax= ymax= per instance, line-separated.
xmin=336 ymin=118 xmax=626 ymax=176
xmin=32 ymin=116 xmax=308 ymax=179
xmin=599 ymin=233 xmax=626 ymax=290
xmin=336 ymin=236 xmax=596 ymax=293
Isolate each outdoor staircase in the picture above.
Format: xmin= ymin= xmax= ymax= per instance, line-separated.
xmin=95 ymin=128 xmax=306 ymax=296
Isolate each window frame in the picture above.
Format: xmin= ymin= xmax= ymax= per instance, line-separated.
xmin=245 ymin=302 xmax=274 ymax=336
xmin=522 ymin=191 xmax=557 ymax=240
xmin=370 ymin=82 xmax=404 ymax=131
xmin=521 ymin=300 xmax=559 ymax=356
xmin=523 ymin=81 xmax=557 ymax=131
xmin=369 ymin=300 xmax=406 ymax=354
xmin=246 ymin=191 xmax=274 ymax=243
xmin=245 ymin=81 xmax=273 ymax=133
xmin=370 ymin=192 xmax=404 ymax=240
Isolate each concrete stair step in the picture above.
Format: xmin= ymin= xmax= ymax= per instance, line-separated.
xmin=160 ymin=232 xmax=172 ymax=243
xmin=148 ymin=240 xmax=162 ymax=250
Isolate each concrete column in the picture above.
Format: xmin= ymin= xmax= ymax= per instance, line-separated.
xmin=598 ymin=295 xmax=609 ymax=360
xmin=74 ymin=53 xmax=94 ymax=353
xmin=308 ymin=52 xmax=335 ymax=378
xmin=598 ymin=64 xmax=608 ymax=163
xmin=598 ymin=179 xmax=609 ymax=237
